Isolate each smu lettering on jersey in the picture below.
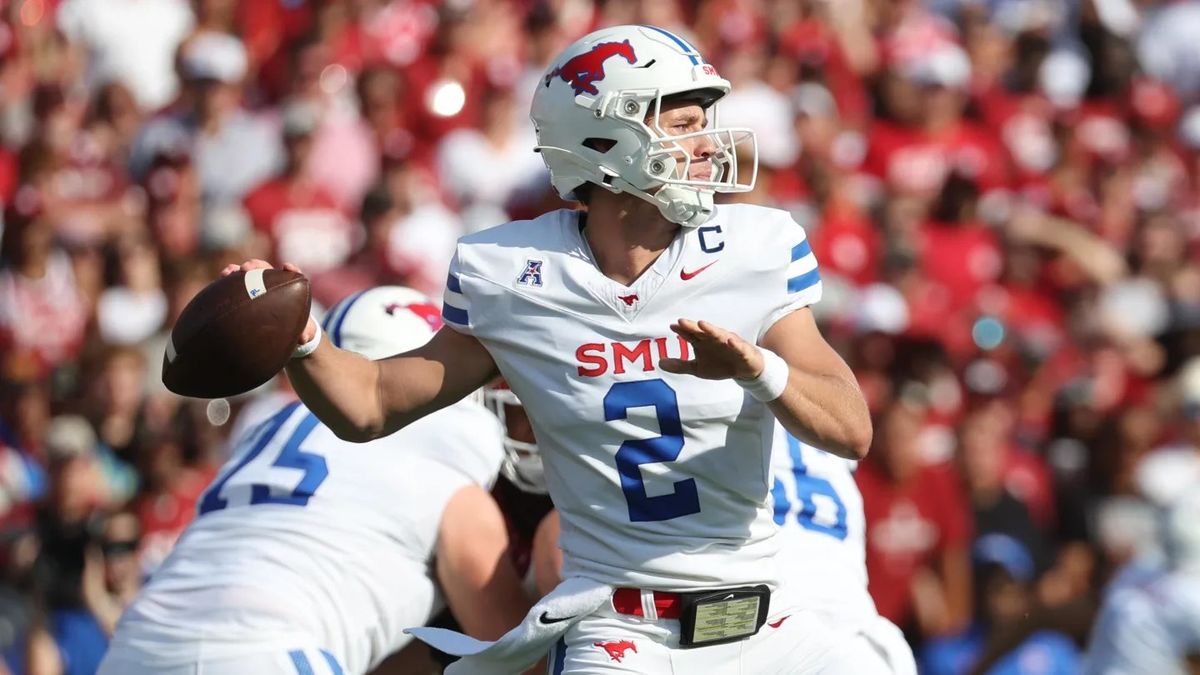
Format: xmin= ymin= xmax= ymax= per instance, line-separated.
xmin=770 ymin=427 xmax=876 ymax=625
xmin=442 ymin=205 xmax=821 ymax=590
xmin=113 ymin=399 xmax=504 ymax=674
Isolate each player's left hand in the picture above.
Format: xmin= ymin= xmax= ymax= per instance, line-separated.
xmin=659 ymin=319 xmax=764 ymax=380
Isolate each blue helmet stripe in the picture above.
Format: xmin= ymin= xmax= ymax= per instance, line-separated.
xmin=324 ymin=290 xmax=368 ymax=348
xmin=642 ymin=25 xmax=701 ymax=65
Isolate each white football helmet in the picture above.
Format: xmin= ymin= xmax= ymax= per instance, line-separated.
xmin=483 ymin=380 xmax=547 ymax=494
xmin=531 ymin=24 xmax=757 ymax=228
xmin=322 ymin=286 xmax=444 ymax=359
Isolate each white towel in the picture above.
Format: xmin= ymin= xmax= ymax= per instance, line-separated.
xmin=405 ymin=576 xmax=613 ymax=675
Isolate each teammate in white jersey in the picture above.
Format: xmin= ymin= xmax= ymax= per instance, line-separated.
xmin=227 ymin=24 xmax=871 ymax=673
xmin=1084 ymin=486 xmax=1200 ymax=674
xmin=770 ymin=428 xmax=916 ymax=674
xmin=98 ymin=287 xmax=530 ymax=675
xmin=499 ymin=388 xmax=915 ymax=674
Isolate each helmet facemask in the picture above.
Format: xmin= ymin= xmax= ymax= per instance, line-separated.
xmin=483 ymin=384 xmax=548 ymax=495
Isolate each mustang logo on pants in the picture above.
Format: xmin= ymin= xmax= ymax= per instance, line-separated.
xmin=594 ymin=640 xmax=638 ymax=662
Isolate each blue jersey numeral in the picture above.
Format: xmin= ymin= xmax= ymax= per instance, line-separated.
xmin=771 ymin=434 xmax=847 ymax=539
xmin=199 ymin=403 xmax=329 ymax=515
xmin=604 ymin=379 xmax=700 ymax=522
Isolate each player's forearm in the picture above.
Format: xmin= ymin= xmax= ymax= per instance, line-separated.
xmin=437 ymin=487 xmax=534 ymax=641
xmin=286 ymin=340 xmax=389 ymax=442
xmin=767 ymin=369 xmax=872 ymax=460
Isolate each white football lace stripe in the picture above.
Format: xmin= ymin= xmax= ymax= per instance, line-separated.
xmin=244 ymin=268 xmax=267 ymax=299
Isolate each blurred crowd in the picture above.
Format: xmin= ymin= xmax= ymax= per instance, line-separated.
xmin=1 ymin=0 xmax=1200 ymax=673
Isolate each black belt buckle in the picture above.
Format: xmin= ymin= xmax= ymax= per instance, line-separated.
xmin=677 ymin=584 xmax=771 ymax=649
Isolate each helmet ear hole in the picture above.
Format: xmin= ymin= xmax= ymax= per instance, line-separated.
xmin=582 ymin=137 xmax=617 ymax=153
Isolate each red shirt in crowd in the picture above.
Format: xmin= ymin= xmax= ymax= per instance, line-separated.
xmin=856 ymin=460 xmax=973 ymax=627
xmin=0 ymin=252 xmax=89 ymax=378
xmin=810 ymin=201 xmax=881 ymax=287
xmin=919 ymin=220 xmax=1003 ymax=313
xmin=863 ymin=120 xmax=1011 ymax=195
xmin=243 ymin=178 xmax=357 ymax=274
xmin=132 ymin=466 xmax=215 ymax=575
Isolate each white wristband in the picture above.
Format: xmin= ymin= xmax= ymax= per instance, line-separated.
xmin=292 ymin=318 xmax=322 ymax=359
xmin=736 ymin=348 xmax=789 ymax=402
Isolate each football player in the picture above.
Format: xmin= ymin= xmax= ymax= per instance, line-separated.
xmin=1084 ymin=485 xmax=1200 ymax=674
xmin=98 ymin=287 xmax=530 ymax=675
xmin=504 ymin=385 xmax=914 ymax=673
xmin=228 ymin=24 xmax=872 ymax=673
xmin=770 ymin=430 xmax=917 ymax=674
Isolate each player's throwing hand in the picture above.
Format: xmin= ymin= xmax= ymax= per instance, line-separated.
xmin=221 ymin=259 xmax=318 ymax=344
xmin=659 ymin=319 xmax=765 ymax=380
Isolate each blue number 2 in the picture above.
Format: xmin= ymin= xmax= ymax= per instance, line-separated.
xmin=604 ymin=379 xmax=700 ymax=522
xmin=771 ymin=434 xmax=847 ymax=539
xmin=199 ymin=402 xmax=329 ymax=514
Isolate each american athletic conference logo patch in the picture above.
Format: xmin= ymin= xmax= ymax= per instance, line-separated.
xmin=517 ymin=259 xmax=544 ymax=287
xmin=544 ymin=40 xmax=637 ymax=95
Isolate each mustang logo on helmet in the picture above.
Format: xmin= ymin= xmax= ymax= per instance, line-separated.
xmin=544 ymin=39 xmax=637 ymax=96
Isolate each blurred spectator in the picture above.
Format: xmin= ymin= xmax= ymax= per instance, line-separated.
xmin=81 ymin=512 xmax=142 ymax=637
xmin=435 ymin=83 xmax=545 ymax=228
xmin=56 ymin=0 xmax=195 ymax=111
xmin=32 ymin=417 xmax=108 ymax=613
xmin=130 ymin=32 xmax=282 ymax=205
xmin=374 ymin=157 xmax=463 ymax=299
xmin=718 ymin=43 xmax=799 ymax=169
xmin=0 ymin=192 xmax=89 ymax=381
xmin=958 ymin=401 xmax=1053 ymax=571
xmin=0 ymin=380 xmax=48 ymax=536
xmin=85 ymin=83 xmax=145 ymax=176
xmin=142 ymin=150 xmax=203 ymax=265
xmin=921 ymin=536 xmax=1081 ymax=675
xmin=858 ymin=397 xmax=974 ymax=638
xmin=128 ymin=418 xmax=214 ymax=577
xmin=865 ymin=44 xmax=1010 ymax=201
xmin=243 ymin=100 xmax=358 ymax=275
xmin=95 ymin=236 xmax=167 ymax=346
xmin=284 ymin=37 xmax=378 ymax=212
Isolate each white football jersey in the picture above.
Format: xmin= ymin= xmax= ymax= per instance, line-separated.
xmin=770 ymin=426 xmax=876 ymax=625
xmin=111 ymin=398 xmax=505 ymax=674
xmin=441 ymin=204 xmax=821 ymax=590
xmin=1085 ymin=560 xmax=1200 ymax=675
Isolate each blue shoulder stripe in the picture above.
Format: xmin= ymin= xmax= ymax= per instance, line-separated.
xmin=442 ymin=303 xmax=469 ymax=325
xmin=791 ymin=239 xmax=812 ymax=261
xmin=446 ymin=273 xmax=463 ymax=294
xmin=787 ymin=268 xmax=821 ymax=294
xmin=288 ymin=650 xmax=315 ymax=675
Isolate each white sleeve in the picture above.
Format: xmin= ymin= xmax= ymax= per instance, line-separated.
xmin=760 ymin=215 xmax=822 ymax=340
xmin=441 ymin=244 xmax=474 ymax=336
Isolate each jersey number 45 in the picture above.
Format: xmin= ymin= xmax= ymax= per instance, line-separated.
xmin=198 ymin=402 xmax=330 ymax=515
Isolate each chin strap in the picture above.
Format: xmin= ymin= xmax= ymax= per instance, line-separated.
xmin=608 ymin=176 xmax=716 ymax=228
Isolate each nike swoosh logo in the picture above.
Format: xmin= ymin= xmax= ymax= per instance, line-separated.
xmin=539 ymin=612 xmax=577 ymax=625
xmin=768 ymin=615 xmax=790 ymax=629
xmin=680 ymin=261 xmax=717 ymax=280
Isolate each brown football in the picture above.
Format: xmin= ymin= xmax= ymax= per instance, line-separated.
xmin=162 ymin=269 xmax=311 ymax=398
